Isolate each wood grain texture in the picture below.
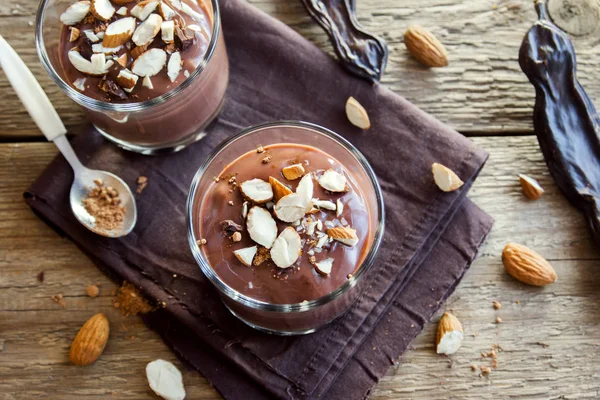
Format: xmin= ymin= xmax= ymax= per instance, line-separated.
xmin=1 ymin=137 xmax=599 ymax=399
xmin=1 ymin=0 xmax=600 ymax=138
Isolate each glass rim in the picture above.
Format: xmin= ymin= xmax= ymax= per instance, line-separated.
xmin=186 ymin=120 xmax=386 ymax=313
xmin=35 ymin=0 xmax=221 ymax=113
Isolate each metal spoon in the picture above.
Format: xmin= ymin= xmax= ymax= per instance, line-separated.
xmin=0 ymin=35 xmax=137 ymax=237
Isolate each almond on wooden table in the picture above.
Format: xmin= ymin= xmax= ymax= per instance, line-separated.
xmin=404 ymin=24 xmax=449 ymax=68
xmin=436 ymin=312 xmax=463 ymax=355
xmin=502 ymin=242 xmax=557 ymax=286
xmin=519 ymin=174 xmax=544 ymax=200
xmin=69 ymin=313 xmax=110 ymax=366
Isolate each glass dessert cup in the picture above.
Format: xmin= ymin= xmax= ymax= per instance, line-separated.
xmin=187 ymin=121 xmax=385 ymax=335
xmin=35 ymin=0 xmax=229 ymax=155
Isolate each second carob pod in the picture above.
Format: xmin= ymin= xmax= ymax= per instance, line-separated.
xmin=519 ymin=0 xmax=600 ymax=249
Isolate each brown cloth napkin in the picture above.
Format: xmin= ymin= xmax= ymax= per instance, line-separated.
xmin=24 ymin=0 xmax=493 ymax=398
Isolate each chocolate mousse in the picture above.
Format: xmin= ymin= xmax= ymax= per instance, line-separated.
xmin=197 ymin=144 xmax=373 ymax=304
xmin=58 ymin=0 xmax=212 ymax=102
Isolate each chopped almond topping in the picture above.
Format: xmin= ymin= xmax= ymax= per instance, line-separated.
xmin=240 ymin=178 xmax=273 ymax=204
xmin=318 ymin=169 xmax=348 ymax=192
xmin=270 ymin=227 xmax=302 ymax=269
xmin=233 ymin=246 xmax=257 ymax=267
xmin=282 ymin=164 xmax=305 ymax=180
xmin=69 ymin=27 xmax=81 ymax=42
xmin=90 ymin=0 xmax=116 ymax=21
xmin=269 ymin=176 xmax=293 ymax=202
xmin=60 ymin=1 xmax=91 ymax=25
xmin=327 ymin=226 xmax=359 ymax=246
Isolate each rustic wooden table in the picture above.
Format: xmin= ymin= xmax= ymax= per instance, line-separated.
xmin=2 ymin=0 xmax=600 ymax=398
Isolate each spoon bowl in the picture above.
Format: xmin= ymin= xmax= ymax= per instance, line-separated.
xmin=70 ymin=169 xmax=137 ymax=238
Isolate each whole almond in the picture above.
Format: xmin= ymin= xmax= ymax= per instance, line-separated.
xmin=519 ymin=174 xmax=544 ymax=200
xmin=69 ymin=313 xmax=110 ymax=366
xmin=404 ymin=25 xmax=448 ymax=68
xmin=436 ymin=312 xmax=463 ymax=355
xmin=502 ymin=243 xmax=557 ymax=286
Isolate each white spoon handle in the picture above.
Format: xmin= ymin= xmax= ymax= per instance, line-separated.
xmin=0 ymin=34 xmax=67 ymax=141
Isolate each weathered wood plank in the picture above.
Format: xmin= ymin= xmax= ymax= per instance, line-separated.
xmin=0 ymin=137 xmax=598 ymax=399
xmin=1 ymin=0 xmax=599 ymax=138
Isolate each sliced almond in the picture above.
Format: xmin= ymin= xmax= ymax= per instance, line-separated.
xmin=142 ymin=75 xmax=154 ymax=89
xmin=181 ymin=2 xmax=205 ymax=21
xmin=187 ymin=24 xmax=202 ymax=32
xmin=131 ymin=48 xmax=167 ymax=77
xmin=130 ymin=44 xmax=149 ymax=59
xmin=246 ymin=206 xmax=277 ymax=248
xmin=69 ymin=27 xmax=81 ymax=42
xmin=83 ymin=30 xmax=100 ymax=43
xmin=240 ymin=178 xmax=273 ymax=204
xmin=241 ymin=201 xmax=249 ymax=219
xmin=90 ymin=0 xmax=115 ymax=21
xmin=345 ymin=96 xmax=371 ymax=129
xmin=132 ymin=14 xmax=163 ymax=47
xmin=270 ymin=227 xmax=302 ymax=269
xmin=96 ymin=32 xmax=105 ymax=39
xmin=131 ymin=0 xmax=159 ymax=20
xmin=315 ymin=234 xmax=329 ymax=249
xmin=73 ymin=77 xmax=87 ymax=91
xmin=327 ymin=226 xmax=358 ymax=246
xmin=296 ymin=174 xmax=314 ymax=211
xmin=146 ymin=359 xmax=186 ymax=400
xmin=274 ymin=193 xmax=308 ymax=223
xmin=312 ymin=199 xmax=336 ymax=211
xmin=167 ymin=51 xmax=181 ymax=82
xmin=432 ymin=163 xmax=464 ymax=192
xmin=68 ymin=49 xmax=113 ymax=76
xmin=116 ymin=69 xmax=139 ymax=92
xmin=103 ymin=17 xmax=136 ymax=47
xmin=115 ymin=53 xmax=128 ymax=68
xmin=314 ymin=258 xmax=334 ymax=276
xmin=282 ymin=164 xmax=305 ymax=180
xmin=168 ymin=0 xmax=182 ymax=10
xmin=161 ymin=20 xmax=175 ymax=43
xmin=269 ymin=176 xmax=292 ymax=202
xmin=233 ymin=246 xmax=258 ymax=267
xmin=92 ymin=43 xmax=122 ymax=54
xmin=436 ymin=312 xmax=463 ymax=355
xmin=318 ymin=169 xmax=348 ymax=193
xmin=113 ymin=0 xmax=135 ymax=4
xmin=116 ymin=6 xmax=128 ymax=15
xmin=158 ymin=2 xmax=176 ymax=19
xmin=336 ymin=199 xmax=344 ymax=217
xmin=60 ymin=1 xmax=91 ymax=25
xmin=306 ymin=220 xmax=318 ymax=236
xmin=519 ymin=174 xmax=544 ymax=200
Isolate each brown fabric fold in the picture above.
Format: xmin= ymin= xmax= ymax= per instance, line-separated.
xmin=24 ymin=0 xmax=493 ymax=398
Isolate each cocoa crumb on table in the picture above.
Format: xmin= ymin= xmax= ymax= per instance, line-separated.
xmin=51 ymin=293 xmax=67 ymax=308
xmin=112 ymin=282 xmax=154 ymax=317
xmin=36 ymin=271 xmax=44 ymax=283
xmin=86 ymin=284 xmax=99 ymax=297
xmin=493 ymin=300 xmax=502 ymax=310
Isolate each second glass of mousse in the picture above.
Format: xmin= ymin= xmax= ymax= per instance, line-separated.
xmin=188 ymin=121 xmax=385 ymax=334
xmin=36 ymin=0 xmax=228 ymax=153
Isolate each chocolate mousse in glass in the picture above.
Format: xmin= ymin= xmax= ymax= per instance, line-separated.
xmin=36 ymin=0 xmax=228 ymax=153
xmin=187 ymin=121 xmax=385 ymax=335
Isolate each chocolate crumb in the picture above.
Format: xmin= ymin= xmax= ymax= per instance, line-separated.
xmin=78 ymin=36 xmax=94 ymax=59
xmin=347 ymin=273 xmax=353 ymax=279
xmin=136 ymin=176 xmax=148 ymax=193
xmin=36 ymin=271 xmax=44 ymax=283
xmin=197 ymin=238 xmax=207 ymax=246
xmin=471 ymin=364 xmax=478 ymax=371
xmin=496 ymin=317 xmax=502 ymax=324
xmin=220 ymin=220 xmax=243 ymax=235
xmin=99 ymin=77 xmax=128 ymax=100
xmin=262 ymin=155 xmax=272 ymax=164
xmin=308 ymin=255 xmax=316 ymax=264
xmin=256 ymin=145 xmax=264 ymax=154
xmin=228 ymin=201 xmax=235 ymax=206
xmin=174 ymin=22 xmax=195 ymax=51
xmin=86 ymin=284 xmax=100 ymax=297
xmin=480 ymin=366 xmax=491 ymax=375
xmin=493 ymin=300 xmax=502 ymax=310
